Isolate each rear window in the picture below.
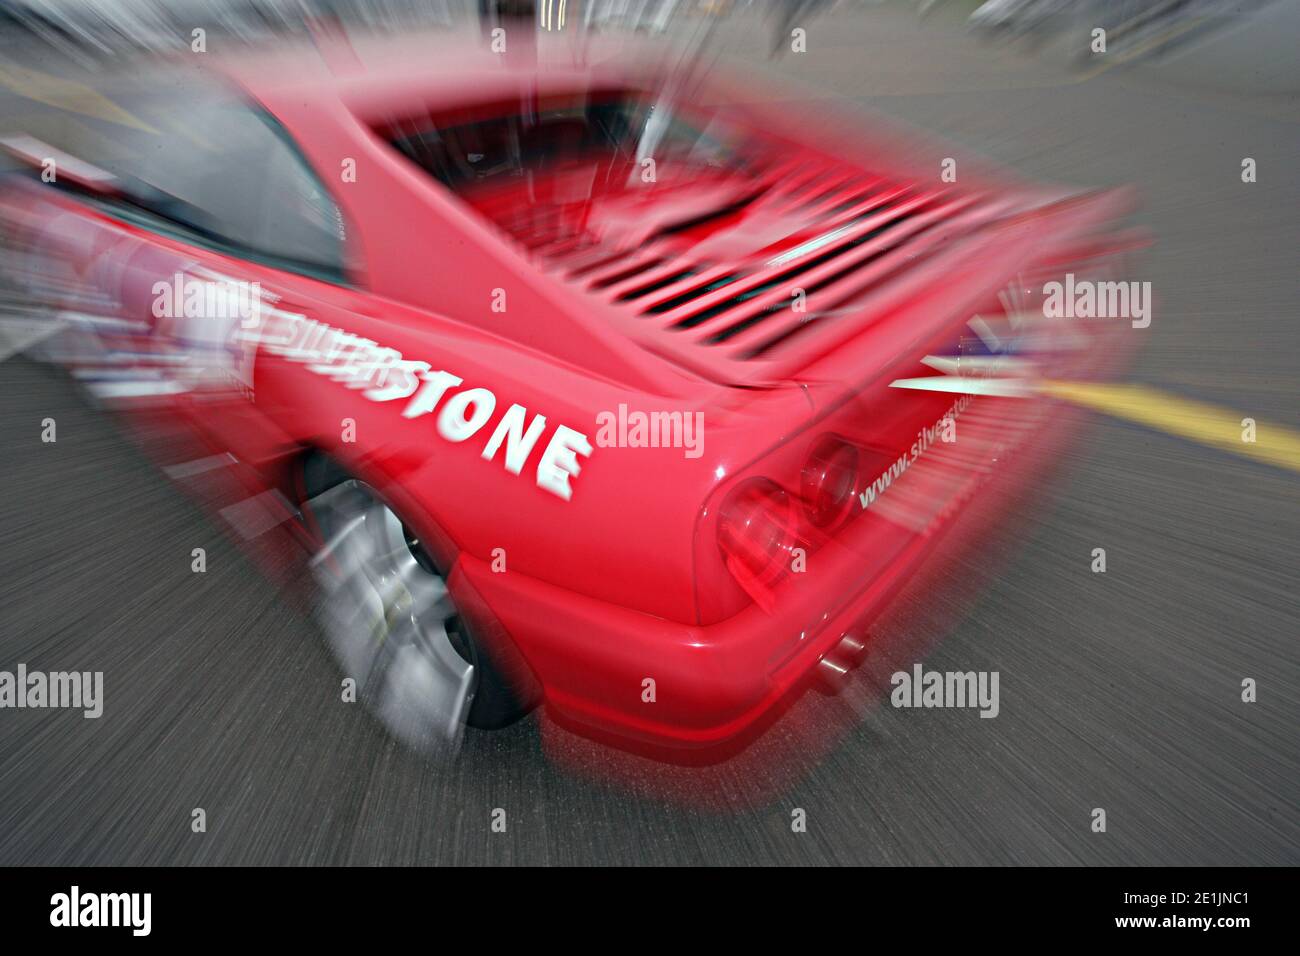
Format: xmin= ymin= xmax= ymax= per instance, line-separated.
xmin=385 ymin=91 xmax=744 ymax=195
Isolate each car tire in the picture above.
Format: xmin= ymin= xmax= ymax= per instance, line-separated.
xmin=299 ymin=455 xmax=532 ymax=746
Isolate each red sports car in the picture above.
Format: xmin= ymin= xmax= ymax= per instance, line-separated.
xmin=0 ymin=34 xmax=1142 ymax=755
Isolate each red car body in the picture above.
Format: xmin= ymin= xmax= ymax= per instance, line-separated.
xmin=0 ymin=35 xmax=1143 ymax=754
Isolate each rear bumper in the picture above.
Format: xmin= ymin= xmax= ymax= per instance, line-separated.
xmin=453 ymin=388 xmax=1088 ymax=753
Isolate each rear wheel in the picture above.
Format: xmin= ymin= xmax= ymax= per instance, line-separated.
xmin=301 ymin=461 xmax=528 ymax=750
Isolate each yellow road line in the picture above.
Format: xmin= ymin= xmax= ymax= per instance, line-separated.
xmin=1075 ymin=15 xmax=1208 ymax=82
xmin=0 ymin=63 xmax=155 ymax=133
xmin=1043 ymin=380 xmax=1300 ymax=474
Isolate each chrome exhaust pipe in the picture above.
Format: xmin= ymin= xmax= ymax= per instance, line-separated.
xmin=816 ymin=632 xmax=869 ymax=692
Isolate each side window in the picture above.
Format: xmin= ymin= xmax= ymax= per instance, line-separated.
xmin=31 ymin=72 xmax=352 ymax=282
xmin=129 ymin=103 xmax=350 ymax=278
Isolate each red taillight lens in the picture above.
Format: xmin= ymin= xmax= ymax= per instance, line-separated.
xmin=801 ymin=439 xmax=859 ymax=529
xmin=718 ymin=479 xmax=799 ymax=607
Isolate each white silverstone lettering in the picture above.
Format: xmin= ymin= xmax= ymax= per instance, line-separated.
xmin=482 ymin=404 xmax=548 ymax=475
xmin=364 ymin=359 xmax=428 ymax=402
xmin=306 ymin=330 xmax=370 ymax=376
xmin=247 ymin=312 xmax=592 ymax=500
xmin=403 ymin=370 xmax=463 ymax=418
xmin=537 ymin=425 xmax=594 ymax=502
xmin=352 ymin=346 xmax=402 ymax=391
xmin=332 ymin=341 xmax=379 ymax=383
xmin=438 ymin=387 xmax=496 ymax=442
xmin=286 ymin=320 xmax=328 ymax=360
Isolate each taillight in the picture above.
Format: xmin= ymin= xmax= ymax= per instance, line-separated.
xmin=718 ymin=479 xmax=799 ymax=610
xmin=800 ymin=438 xmax=859 ymax=529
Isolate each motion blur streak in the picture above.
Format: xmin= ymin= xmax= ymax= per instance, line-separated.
xmin=0 ymin=1 xmax=1296 ymax=865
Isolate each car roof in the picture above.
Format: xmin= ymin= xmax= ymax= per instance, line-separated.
xmin=213 ymin=30 xmax=672 ymax=123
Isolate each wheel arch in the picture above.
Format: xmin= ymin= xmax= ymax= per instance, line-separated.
xmin=291 ymin=441 xmax=545 ymax=727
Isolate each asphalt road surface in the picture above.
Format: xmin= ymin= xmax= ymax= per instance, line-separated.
xmin=0 ymin=5 xmax=1296 ymax=865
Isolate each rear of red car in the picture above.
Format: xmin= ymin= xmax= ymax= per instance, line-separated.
xmin=427 ymin=74 xmax=1147 ymax=749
